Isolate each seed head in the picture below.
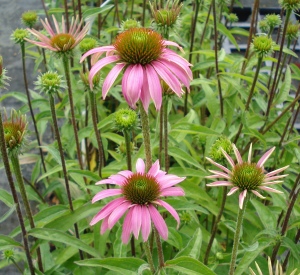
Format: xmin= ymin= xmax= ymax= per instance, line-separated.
xmin=114 ymin=109 xmax=138 ymax=132
xmin=21 ymin=10 xmax=38 ymax=28
xmin=11 ymin=28 xmax=29 ymax=44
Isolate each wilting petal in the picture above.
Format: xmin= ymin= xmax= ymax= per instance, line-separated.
xmin=266 ymin=165 xmax=289 ymax=177
xmin=163 ymin=40 xmax=184 ymax=51
xmin=136 ymin=158 xmax=145 ymax=174
xmin=251 ymin=190 xmax=266 ymax=199
xmin=122 ymin=207 xmax=134 ymax=244
xmin=206 ymin=157 xmax=231 ymax=174
xmin=148 ymin=204 xmax=168 ymax=240
xmin=141 ymin=206 xmax=151 ymax=242
xmin=258 ymin=186 xmax=283 ymax=194
xmin=257 ymin=147 xmax=275 ymax=168
xmin=157 ymin=199 xmax=180 ymax=228
xmin=239 ymin=189 xmax=247 ymax=209
xmin=207 ymin=181 xmax=233 ymax=187
xmin=227 ymin=186 xmax=239 ymax=196
xmin=92 ymin=189 xmax=122 ymax=203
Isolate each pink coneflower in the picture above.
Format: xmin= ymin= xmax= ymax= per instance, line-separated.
xmin=206 ymin=144 xmax=288 ymax=209
xmin=90 ymin=158 xmax=185 ymax=243
xmin=80 ymin=27 xmax=192 ymax=111
xmin=25 ymin=15 xmax=89 ymax=53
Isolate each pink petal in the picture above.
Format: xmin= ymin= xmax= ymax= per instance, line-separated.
xmin=251 ymin=190 xmax=266 ymax=199
xmin=221 ymin=149 xmax=235 ymax=168
xmin=160 ymin=187 xmax=185 ymax=197
xmin=144 ymin=65 xmax=162 ymax=110
xmin=96 ymin=174 xmax=126 ymax=185
xmin=207 ymin=170 xmax=230 ymax=179
xmin=262 ymin=180 xmax=283 ymax=185
xmin=233 ymin=144 xmax=243 ymax=164
xmin=92 ymin=189 xmax=122 ymax=203
xmin=148 ymin=160 xmax=160 ymax=176
xmin=89 ymin=55 xmax=120 ymax=89
xmin=136 ymin=158 xmax=145 ymax=174
xmin=122 ymin=207 xmax=134 ymax=244
xmin=102 ymin=63 xmax=126 ymax=99
xmin=266 ymin=166 xmax=289 ymax=177
xmin=258 ymin=186 xmax=283 ymax=194
xmin=151 ymin=61 xmax=183 ymax=97
xmin=100 ymin=217 xmax=109 ymax=234
xmin=108 ymin=201 xmax=131 ymax=229
xmin=206 ymin=157 xmax=231 ymax=174
xmin=141 ymin=206 xmax=151 ymax=242
xmin=163 ymin=40 xmax=184 ymax=52
xmin=159 ymin=174 xmax=185 ymax=189
xmin=227 ymin=186 xmax=239 ymax=196
xmin=118 ymin=170 xmax=133 ymax=178
xmin=257 ymin=147 xmax=275 ymax=168
xmin=248 ymin=143 xmax=253 ymax=163
xmin=148 ymin=204 xmax=168 ymax=240
xmin=207 ymin=181 xmax=233 ymax=187
xmin=80 ymin=46 xmax=115 ymax=62
xmin=264 ymin=174 xmax=288 ymax=182
xmin=239 ymin=189 xmax=247 ymax=209
xmin=132 ymin=205 xmax=142 ymax=239
xmin=90 ymin=197 xmax=125 ymax=226
xmin=157 ymin=199 xmax=180 ymax=228
xmin=140 ymin=68 xmax=151 ymax=111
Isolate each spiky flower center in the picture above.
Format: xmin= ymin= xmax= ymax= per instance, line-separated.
xmin=50 ymin=33 xmax=75 ymax=51
xmin=114 ymin=28 xmax=164 ymax=65
xmin=231 ymin=163 xmax=265 ymax=190
xmin=122 ymin=173 xmax=160 ymax=205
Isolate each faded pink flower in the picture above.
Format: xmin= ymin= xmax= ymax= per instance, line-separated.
xmin=25 ymin=15 xmax=89 ymax=53
xmin=80 ymin=27 xmax=192 ymax=111
xmin=206 ymin=144 xmax=288 ymax=209
xmin=90 ymin=158 xmax=185 ymax=243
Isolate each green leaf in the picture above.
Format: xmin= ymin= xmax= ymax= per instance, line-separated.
xmin=164 ymin=198 xmax=209 ymax=214
xmin=273 ymin=45 xmax=298 ymax=58
xmin=282 ymin=237 xmax=300 ymax=262
xmin=171 ymin=123 xmax=219 ymax=136
xmin=169 ymin=147 xmax=201 ymax=168
xmin=0 ymin=188 xmax=14 ymax=207
xmin=175 ymin=228 xmax=202 ymax=259
xmin=0 ymin=204 xmax=17 ymax=223
xmin=0 ymin=235 xmax=22 ymax=251
xmin=274 ymin=65 xmax=291 ymax=105
xmin=69 ymin=169 xmax=101 ymax=182
xmin=76 ymin=258 xmax=147 ymax=275
xmin=113 ymin=227 xmax=128 ymax=258
xmin=83 ymin=5 xmax=114 ymax=19
xmin=165 ymin=256 xmax=216 ymax=275
xmin=251 ymin=199 xmax=276 ymax=230
xmin=217 ymin=23 xmax=239 ymax=50
xmin=40 ymin=145 xmax=62 ymax=165
xmin=29 ymin=228 xmax=101 ymax=258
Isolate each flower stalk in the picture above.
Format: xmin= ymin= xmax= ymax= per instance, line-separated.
xmin=144 ymin=240 xmax=156 ymax=274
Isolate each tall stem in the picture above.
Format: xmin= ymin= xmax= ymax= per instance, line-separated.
xmin=20 ymin=43 xmax=47 ymax=175
xmin=163 ymin=98 xmax=169 ymax=172
xmin=49 ymin=94 xmax=84 ymax=260
xmin=144 ymin=241 xmax=155 ymax=274
xmin=62 ymin=54 xmax=84 ymax=170
xmin=139 ymin=103 xmax=152 ymax=171
xmin=154 ymin=227 xmax=165 ymax=269
xmin=0 ymin=111 xmax=35 ymax=275
xmin=228 ymin=195 xmax=249 ymax=275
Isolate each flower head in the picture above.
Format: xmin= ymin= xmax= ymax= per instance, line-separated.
xmin=79 ymin=37 xmax=98 ymax=54
xmin=209 ymin=136 xmax=232 ymax=163
xmin=251 ymin=35 xmax=275 ymax=57
xmin=226 ymin=13 xmax=239 ymax=23
xmin=0 ymin=56 xmax=11 ymax=90
xmin=21 ymin=10 xmax=38 ymax=28
xmin=80 ymin=27 xmax=192 ymax=111
xmin=11 ymin=28 xmax=29 ymax=44
xmin=120 ymin=19 xmax=141 ymax=31
xmin=35 ymin=71 xmax=66 ymax=94
xmin=114 ymin=108 xmax=138 ymax=132
xmin=2 ymin=109 xmax=28 ymax=155
xmin=279 ymin=0 xmax=300 ymax=11
xmin=26 ymin=15 xmax=89 ymax=55
xmin=259 ymin=20 xmax=270 ymax=34
xmin=286 ymin=21 xmax=300 ymax=41
xmin=90 ymin=158 xmax=185 ymax=243
xmin=206 ymin=144 xmax=288 ymax=209
xmin=265 ymin=14 xmax=282 ymax=29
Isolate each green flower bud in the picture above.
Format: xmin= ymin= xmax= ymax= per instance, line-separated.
xmin=0 ymin=56 xmax=11 ymax=90
xmin=79 ymin=37 xmax=97 ymax=54
xmin=227 ymin=13 xmax=239 ymax=23
xmin=11 ymin=28 xmax=29 ymax=44
xmin=251 ymin=35 xmax=275 ymax=57
xmin=2 ymin=249 xmax=15 ymax=262
xmin=179 ymin=211 xmax=192 ymax=225
xmin=80 ymin=71 xmax=102 ymax=93
xmin=286 ymin=21 xmax=300 ymax=41
xmin=35 ymin=71 xmax=66 ymax=94
xmin=279 ymin=0 xmax=300 ymax=11
xmin=210 ymin=136 xmax=232 ymax=162
xmin=116 ymin=141 xmax=135 ymax=156
xmin=120 ymin=19 xmax=141 ymax=31
xmin=265 ymin=14 xmax=282 ymax=29
xmin=21 ymin=10 xmax=38 ymax=28
xmin=259 ymin=19 xmax=270 ymax=34
xmin=114 ymin=109 xmax=138 ymax=132
xmin=216 ymin=252 xmax=224 ymax=260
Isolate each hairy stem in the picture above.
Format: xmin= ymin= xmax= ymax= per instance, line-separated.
xmin=144 ymin=240 xmax=155 ymax=274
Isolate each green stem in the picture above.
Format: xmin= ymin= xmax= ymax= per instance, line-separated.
xmin=144 ymin=241 xmax=155 ymax=274
xmin=0 ymin=111 xmax=35 ymax=275
xmin=228 ymin=195 xmax=249 ymax=275
xmin=49 ymin=94 xmax=84 ymax=260
xmin=62 ymin=54 xmax=84 ymax=170
xmin=163 ymin=98 xmax=169 ymax=172
xmin=154 ymin=227 xmax=165 ymax=269
xmin=139 ymin=103 xmax=152 ymax=171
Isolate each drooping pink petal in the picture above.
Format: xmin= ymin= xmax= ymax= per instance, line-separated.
xmin=221 ymin=149 xmax=235 ymax=168
xmin=207 ymin=181 xmax=233 ymax=187
xmin=89 ymin=55 xmax=120 ymax=89
xmin=227 ymin=186 xmax=239 ymax=196
xmin=233 ymin=144 xmax=243 ymax=164
xmin=206 ymin=157 xmax=231 ymax=174
xmin=251 ymin=190 xmax=266 ymax=199
xmin=207 ymin=170 xmax=230 ymax=179
xmin=264 ymin=174 xmax=288 ymax=182
xmin=96 ymin=174 xmax=126 ymax=185
xmin=163 ymin=40 xmax=184 ymax=52
xmin=136 ymin=158 xmax=146 ymax=174
xmin=100 ymin=216 xmax=109 ymax=234
xmin=265 ymin=165 xmax=289 ymax=177
xmin=151 ymin=61 xmax=183 ymax=97
xmin=80 ymin=46 xmax=116 ymax=62
xmin=262 ymin=180 xmax=283 ymax=185
xmin=122 ymin=207 xmax=134 ymax=244
xmin=239 ymin=189 xmax=247 ymax=209
xmin=102 ymin=63 xmax=126 ymax=99
xmin=148 ymin=204 xmax=168 ymax=240
xmin=140 ymin=68 xmax=151 ymax=111
xmin=144 ymin=65 xmax=162 ymax=110
xmin=257 ymin=147 xmax=275 ymax=168
xmin=248 ymin=143 xmax=253 ymax=163
xmin=52 ymin=15 xmax=61 ymax=34
xmin=148 ymin=160 xmax=160 ymax=177
xmin=118 ymin=170 xmax=133 ymax=178
xmin=160 ymin=187 xmax=185 ymax=197
xmin=132 ymin=205 xmax=142 ymax=239
xmin=258 ymin=186 xmax=283 ymax=194
xmin=92 ymin=189 xmax=122 ymax=203
xmin=159 ymin=174 xmax=185 ymax=189
xmin=41 ymin=19 xmax=55 ymax=36
xmin=108 ymin=201 xmax=131 ymax=229
xmin=90 ymin=197 xmax=125 ymax=225
xmin=157 ymin=199 xmax=180 ymax=228
xmin=141 ymin=206 xmax=151 ymax=242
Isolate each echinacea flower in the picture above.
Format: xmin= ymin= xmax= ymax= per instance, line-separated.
xmin=25 ymin=15 xmax=89 ymax=54
xmin=206 ymin=144 xmax=288 ymax=209
xmin=90 ymin=158 xmax=185 ymax=243
xmin=80 ymin=27 xmax=192 ymax=111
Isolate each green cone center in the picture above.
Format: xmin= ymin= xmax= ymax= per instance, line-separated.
xmin=50 ymin=33 xmax=75 ymax=51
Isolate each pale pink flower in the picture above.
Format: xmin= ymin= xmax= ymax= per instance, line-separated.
xmin=206 ymin=144 xmax=288 ymax=209
xmin=90 ymin=158 xmax=185 ymax=243
xmin=25 ymin=15 xmax=89 ymax=53
xmin=80 ymin=27 xmax=192 ymax=111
